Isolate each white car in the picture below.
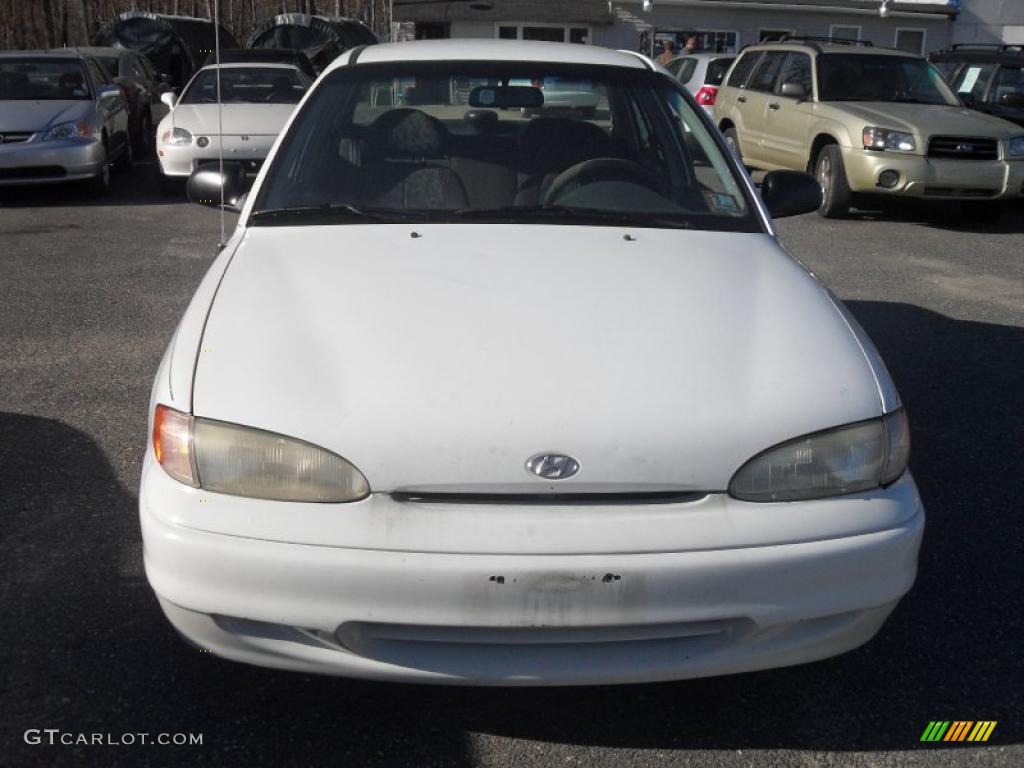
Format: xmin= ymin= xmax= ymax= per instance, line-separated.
xmin=154 ymin=62 xmax=310 ymax=194
xmin=666 ymin=53 xmax=736 ymax=115
xmin=141 ymin=40 xmax=924 ymax=686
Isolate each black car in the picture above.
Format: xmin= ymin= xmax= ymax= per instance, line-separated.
xmin=66 ymin=46 xmax=173 ymax=154
xmin=203 ymin=49 xmax=316 ymax=79
xmin=931 ymin=44 xmax=1024 ymax=128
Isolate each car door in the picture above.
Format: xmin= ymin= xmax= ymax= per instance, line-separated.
xmin=87 ymin=57 xmax=129 ymax=155
xmin=761 ymin=52 xmax=815 ymax=170
xmin=737 ymin=51 xmax=788 ymax=165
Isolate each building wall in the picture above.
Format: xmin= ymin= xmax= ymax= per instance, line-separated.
xmin=954 ymin=0 xmax=1024 ymax=44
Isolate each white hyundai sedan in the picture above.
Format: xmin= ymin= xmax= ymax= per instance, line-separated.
xmin=141 ymin=40 xmax=924 ymax=686
xmin=155 ymin=62 xmax=309 ymax=193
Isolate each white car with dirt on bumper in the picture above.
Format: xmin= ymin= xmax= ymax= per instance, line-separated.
xmin=155 ymin=62 xmax=309 ymax=194
xmin=141 ymin=40 xmax=924 ymax=686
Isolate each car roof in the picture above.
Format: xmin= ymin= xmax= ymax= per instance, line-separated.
xmin=323 ymin=39 xmax=649 ymax=75
xmin=196 ymin=62 xmax=303 ymax=72
xmin=744 ymin=42 xmax=920 ymax=58
xmin=671 ymin=53 xmax=734 ymax=61
xmin=60 ymin=47 xmax=133 ymax=57
xmin=931 ymin=46 xmax=1024 ymax=63
xmin=0 ymin=49 xmax=87 ymax=59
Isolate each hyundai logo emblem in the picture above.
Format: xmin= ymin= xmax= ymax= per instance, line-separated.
xmin=956 ymin=142 xmax=974 ymax=153
xmin=526 ymin=453 xmax=581 ymax=480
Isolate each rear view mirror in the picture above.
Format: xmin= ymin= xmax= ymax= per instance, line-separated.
xmin=999 ymin=92 xmax=1024 ymax=108
xmin=780 ymin=82 xmax=807 ymax=100
xmin=469 ymin=85 xmax=543 ymax=109
xmin=760 ymin=170 xmax=822 ymax=219
xmin=187 ymin=161 xmax=247 ymax=212
xmin=161 ymin=91 xmax=177 ymax=108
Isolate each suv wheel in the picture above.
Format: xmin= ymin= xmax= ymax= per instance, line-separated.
xmin=723 ymin=127 xmax=743 ymax=165
xmin=815 ymin=145 xmax=852 ymax=219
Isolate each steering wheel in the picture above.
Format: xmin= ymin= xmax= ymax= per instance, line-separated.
xmin=541 ymin=158 xmax=664 ymax=207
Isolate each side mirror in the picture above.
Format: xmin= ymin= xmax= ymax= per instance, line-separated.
xmin=187 ymin=162 xmax=247 ymax=212
xmin=999 ymin=92 xmax=1024 ymax=108
xmin=97 ymin=84 xmax=121 ymax=99
xmin=780 ymin=82 xmax=808 ymax=101
xmin=760 ymin=170 xmax=822 ymax=219
xmin=161 ymin=91 xmax=177 ymax=109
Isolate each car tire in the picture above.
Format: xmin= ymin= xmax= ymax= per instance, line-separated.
xmin=723 ymin=127 xmax=743 ymax=165
xmin=135 ymin=112 xmax=153 ymax=157
xmin=87 ymin=144 xmax=111 ymax=196
xmin=815 ymin=144 xmax=852 ymax=219
xmin=114 ymin=136 xmax=133 ymax=172
xmin=960 ymin=201 xmax=1004 ymax=225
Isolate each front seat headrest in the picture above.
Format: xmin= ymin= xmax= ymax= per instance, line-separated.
xmin=365 ymin=108 xmax=448 ymax=159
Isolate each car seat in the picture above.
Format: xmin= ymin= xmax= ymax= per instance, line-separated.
xmin=514 ymin=117 xmax=612 ymax=205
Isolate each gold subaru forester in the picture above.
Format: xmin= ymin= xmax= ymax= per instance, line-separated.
xmin=714 ymin=37 xmax=1024 ymax=218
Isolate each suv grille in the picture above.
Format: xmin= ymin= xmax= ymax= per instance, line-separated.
xmin=928 ymin=136 xmax=999 ymax=160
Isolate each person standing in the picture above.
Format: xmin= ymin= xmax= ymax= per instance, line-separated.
xmin=656 ymin=40 xmax=676 ymax=66
xmin=683 ymin=36 xmax=698 ymax=54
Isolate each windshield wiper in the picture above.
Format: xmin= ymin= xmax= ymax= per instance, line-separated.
xmin=250 ymin=203 xmax=428 ymax=225
xmin=450 ymin=205 xmax=694 ymax=228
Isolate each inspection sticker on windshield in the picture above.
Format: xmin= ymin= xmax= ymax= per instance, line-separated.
xmin=705 ymin=192 xmax=740 ymax=214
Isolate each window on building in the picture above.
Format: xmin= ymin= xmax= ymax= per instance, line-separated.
xmin=895 ymin=29 xmax=926 ymax=55
xmin=759 ymin=30 xmax=793 ymax=43
xmin=653 ymin=30 xmax=738 ymax=54
xmin=496 ymin=24 xmax=591 ymax=45
xmin=829 ymin=25 xmax=862 ymax=42
xmin=415 ymin=22 xmax=449 ymax=40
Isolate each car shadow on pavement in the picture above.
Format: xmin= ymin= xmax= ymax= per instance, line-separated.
xmin=848 ymin=198 xmax=1024 ymax=234
xmin=0 ymin=161 xmax=188 ymax=209
xmin=0 ymin=301 xmax=1020 ymax=765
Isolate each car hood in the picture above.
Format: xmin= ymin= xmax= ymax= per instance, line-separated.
xmin=835 ymin=101 xmax=1022 ymax=139
xmin=170 ymin=103 xmax=295 ymax=136
xmin=192 ymin=225 xmax=884 ymax=493
xmin=0 ymin=100 xmax=92 ymax=133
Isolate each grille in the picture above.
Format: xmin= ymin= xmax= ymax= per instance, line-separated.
xmin=927 ymin=136 xmax=999 ymax=160
xmin=0 ymin=166 xmax=65 ymax=180
xmin=0 ymin=132 xmax=33 ymax=143
xmin=391 ymin=491 xmax=708 ymax=505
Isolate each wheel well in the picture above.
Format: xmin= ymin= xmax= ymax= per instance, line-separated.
xmin=808 ymin=134 xmax=838 ymax=172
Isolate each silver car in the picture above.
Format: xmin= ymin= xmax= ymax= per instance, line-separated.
xmin=667 ymin=53 xmax=736 ymax=114
xmin=0 ymin=50 xmax=131 ymax=195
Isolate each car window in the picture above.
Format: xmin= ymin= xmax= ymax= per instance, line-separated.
xmin=726 ymin=51 xmax=762 ymax=88
xmin=932 ymin=60 xmax=960 ymax=83
xmin=98 ymin=56 xmax=120 ymax=77
xmin=675 ymin=58 xmax=697 ymax=84
xmin=990 ymin=65 xmax=1024 ymax=104
xmin=952 ymin=63 xmax=997 ymax=101
xmin=254 ymin=62 xmax=759 ymax=233
xmin=0 ymin=58 xmax=91 ymax=100
xmin=778 ymin=53 xmax=813 ymax=96
xmin=817 ymin=54 xmax=957 ymax=105
xmin=747 ymin=52 xmax=787 ymax=93
xmin=705 ymin=58 xmax=735 ymax=86
xmin=180 ymin=67 xmax=307 ymax=104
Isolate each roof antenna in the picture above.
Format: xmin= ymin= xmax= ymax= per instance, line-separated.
xmin=214 ymin=0 xmax=226 ymax=247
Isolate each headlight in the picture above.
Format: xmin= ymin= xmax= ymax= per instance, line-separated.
xmin=160 ymin=127 xmax=193 ymax=146
xmin=40 ymin=119 xmax=91 ymax=141
xmin=863 ymin=127 xmax=916 ymax=152
xmin=729 ymin=410 xmax=911 ymax=502
xmin=1007 ymin=136 xmax=1024 ymax=158
xmin=153 ymin=404 xmax=370 ymax=502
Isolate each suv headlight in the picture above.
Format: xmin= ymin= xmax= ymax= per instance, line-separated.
xmin=160 ymin=127 xmax=193 ymax=146
xmin=863 ymin=127 xmax=916 ymax=152
xmin=1007 ymin=136 xmax=1024 ymax=158
xmin=40 ymin=119 xmax=92 ymax=141
xmin=729 ymin=410 xmax=911 ymax=502
xmin=153 ymin=404 xmax=370 ymax=502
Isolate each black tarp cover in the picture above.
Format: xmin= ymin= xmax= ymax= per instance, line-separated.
xmin=248 ymin=14 xmax=377 ymax=73
xmin=92 ymin=11 xmax=239 ymax=89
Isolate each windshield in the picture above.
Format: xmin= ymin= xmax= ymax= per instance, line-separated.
xmin=180 ymin=67 xmax=306 ymax=104
xmin=818 ymin=54 xmax=957 ymax=105
xmin=253 ymin=62 xmax=758 ymax=232
xmin=0 ymin=58 xmax=90 ymax=100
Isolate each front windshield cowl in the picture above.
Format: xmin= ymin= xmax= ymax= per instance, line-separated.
xmin=248 ymin=60 xmax=762 ymax=234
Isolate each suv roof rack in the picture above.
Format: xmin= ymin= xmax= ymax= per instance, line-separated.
xmin=774 ymin=35 xmax=874 ymax=50
xmin=950 ymin=43 xmax=1023 ymax=53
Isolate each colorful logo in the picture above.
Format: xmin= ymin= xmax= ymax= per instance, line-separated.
xmin=921 ymin=721 xmax=997 ymax=743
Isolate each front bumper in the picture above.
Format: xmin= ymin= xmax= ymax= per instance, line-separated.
xmin=140 ymin=460 xmax=924 ymax=685
xmin=0 ymin=136 xmax=105 ymax=185
xmin=843 ymin=147 xmax=1024 ymax=200
xmin=157 ymin=135 xmax=273 ymax=177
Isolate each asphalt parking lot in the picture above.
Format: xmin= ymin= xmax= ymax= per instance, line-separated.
xmin=1 ymin=159 xmax=1021 ymax=767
